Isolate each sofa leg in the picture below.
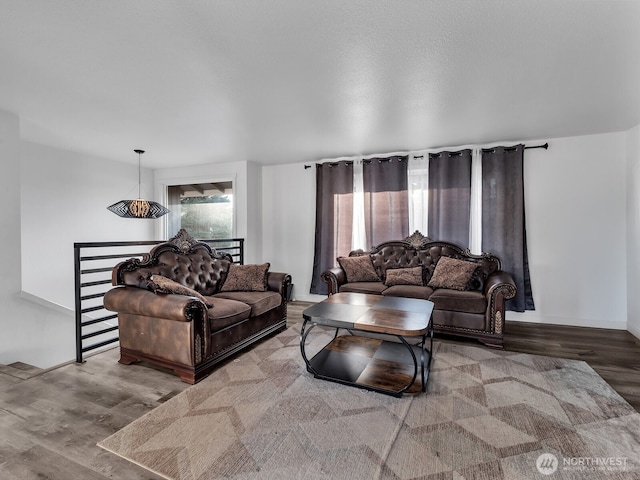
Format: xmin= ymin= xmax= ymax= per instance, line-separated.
xmin=175 ymin=370 xmax=196 ymax=385
xmin=481 ymin=338 xmax=504 ymax=350
xmin=118 ymin=351 xmax=138 ymax=365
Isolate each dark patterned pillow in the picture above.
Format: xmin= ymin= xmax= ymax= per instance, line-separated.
xmin=220 ymin=263 xmax=270 ymax=292
xmin=427 ymin=256 xmax=480 ymax=291
xmin=338 ymin=255 xmax=380 ymax=283
xmin=384 ymin=267 xmax=424 ymax=286
xmin=147 ymin=275 xmax=213 ymax=307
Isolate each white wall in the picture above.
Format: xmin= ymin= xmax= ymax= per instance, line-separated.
xmin=154 ymin=160 xmax=266 ymax=263
xmin=0 ymin=109 xmax=31 ymax=365
xmin=626 ymin=123 xmax=640 ymax=339
xmin=508 ymin=132 xmax=627 ymax=329
xmin=4 ymin=113 xmax=157 ymax=368
xmin=246 ymin=161 xmax=264 ymax=263
xmin=21 ymin=141 xmax=155 ymax=308
xmin=1 ymin=110 xmax=133 ymax=368
xmin=261 ymin=163 xmax=318 ymax=300
xmin=263 ymin=132 xmax=629 ymax=330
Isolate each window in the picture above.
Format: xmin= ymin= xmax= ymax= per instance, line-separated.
xmin=166 ymin=181 xmax=234 ymax=239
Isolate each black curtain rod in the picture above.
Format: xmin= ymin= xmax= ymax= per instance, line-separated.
xmin=482 ymin=142 xmax=548 ymax=154
xmin=524 ymin=142 xmax=549 ymax=150
xmin=304 ymin=142 xmax=549 ymax=167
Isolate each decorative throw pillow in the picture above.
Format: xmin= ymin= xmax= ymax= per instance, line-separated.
xmin=427 ymin=256 xmax=480 ymax=291
xmin=220 ymin=263 xmax=270 ymax=292
xmin=384 ymin=267 xmax=424 ymax=286
xmin=338 ymin=255 xmax=380 ymax=283
xmin=147 ymin=275 xmax=213 ymax=307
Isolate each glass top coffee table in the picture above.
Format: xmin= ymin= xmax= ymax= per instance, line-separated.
xmin=301 ymin=292 xmax=434 ymax=397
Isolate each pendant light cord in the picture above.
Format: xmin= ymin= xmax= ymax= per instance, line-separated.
xmin=134 ymin=149 xmax=145 ymax=199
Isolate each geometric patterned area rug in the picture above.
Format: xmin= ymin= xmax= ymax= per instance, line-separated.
xmin=98 ymin=322 xmax=640 ymax=479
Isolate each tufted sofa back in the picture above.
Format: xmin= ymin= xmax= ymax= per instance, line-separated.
xmin=354 ymin=240 xmax=501 ymax=291
xmin=114 ymin=242 xmax=233 ymax=296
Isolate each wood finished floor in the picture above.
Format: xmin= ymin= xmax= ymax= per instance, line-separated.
xmin=0 ymin=301 xmax=638 ymax=479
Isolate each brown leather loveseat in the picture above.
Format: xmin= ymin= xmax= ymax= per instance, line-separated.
xmin=104 ymin=229 xmax=291 ymax=383
xmin=321 ymin=231 xmax=516 ymax=348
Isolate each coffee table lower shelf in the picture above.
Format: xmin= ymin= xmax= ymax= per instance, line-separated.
xmin=305 ymin=334 xmax=431 ymax=397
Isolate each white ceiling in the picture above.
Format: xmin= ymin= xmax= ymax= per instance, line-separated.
xmin=1 ymin=0 xmax=639 ymax=168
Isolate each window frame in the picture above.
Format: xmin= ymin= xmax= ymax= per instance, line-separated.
xmin=157 ymin=175 xmax=237 ymax=240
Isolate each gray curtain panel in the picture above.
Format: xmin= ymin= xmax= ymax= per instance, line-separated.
xmin=482 ymin=145 xmax=535 ymax=312
xmin=428 ymin=149 xmax=472 ymax=248
xmin=310 ymin=161 xmax=354 ymax=295
xmin=363 ymin=156 xmax=409 ymax=247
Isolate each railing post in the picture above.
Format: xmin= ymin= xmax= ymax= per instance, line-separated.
xmin=74 ymin=244 xmax=84 ymax=363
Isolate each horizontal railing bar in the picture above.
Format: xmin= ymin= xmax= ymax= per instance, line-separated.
xmin=81 ymin=305 xmax=106 ymax=314
xmin=81 ymin=337 xmax=119 ymax=353
xmin=80 ymin=279 xmax=112 ymax=287
xmin=81 ymin=325 xmax=119 ymax=340
xmin=81 ymin=292 xmax=107 ymax=301
xmin=80 ymin=253 xmax=147 ymax=261
xmin=81 ymin=314 xmax=117 ymax=327
xmin=80 ymin=267 xmax=114 ymax=274
xmin=75 ymin=241 xmax=160 ymax=248
xmin=76 ymin=239 xmax=241 ymax=249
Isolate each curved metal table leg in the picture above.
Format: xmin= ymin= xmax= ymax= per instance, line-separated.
xmin=300 ymin=305 xmax=434 ymax=397
xmin=394 ymin=334 xmax=420 ymax=395
xmin=300 ymin=319 xmax=320 ymax=376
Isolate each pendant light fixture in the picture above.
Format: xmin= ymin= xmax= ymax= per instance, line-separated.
xmin=107 ymin=149 xmax=170 ymax=219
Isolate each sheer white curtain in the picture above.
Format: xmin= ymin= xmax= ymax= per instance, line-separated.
xmin=352 ymin=157 xmax=367 ymax=251
xmin=407 ymin=152 xmax=429 ymax=236
xmin=469 ymin=147 xmax=482 ymax=254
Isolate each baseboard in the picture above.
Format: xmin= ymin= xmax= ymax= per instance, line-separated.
xmin=506 ymin=311 xmax=627 ymax=330
xmin=294 ymin=293 xmax=327 ymax=303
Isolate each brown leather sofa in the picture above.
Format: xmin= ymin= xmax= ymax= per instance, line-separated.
xmin=104 ymin=229 xmax=291 ymax=384
xmin=321 ymin=231 xmax=516 ymax=348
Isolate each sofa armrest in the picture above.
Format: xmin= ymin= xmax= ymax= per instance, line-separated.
xmin=483 ymin=271 xmax=517 ymax=336
xmin=267 ymin=272 xmax=292 ymax=298
xmin=484 ymin=271 xmax=517 ymax=299
xmin=321 ymin=267 xmax=347 ymax=295
xmin=104 ymin=286 xmax=208 ymax=322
